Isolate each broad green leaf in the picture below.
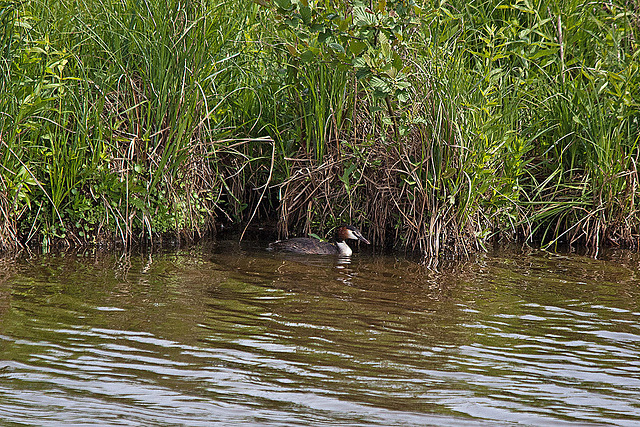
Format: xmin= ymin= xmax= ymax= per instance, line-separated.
xmin=300 ymin=50 xmax=315 ymax=62
xmin=355 ymin=67 xmax=371 ymax=79
xmin=350 ymin=40 xmax=367 ymax=56
xmin=286 ymin=44 xmax=298 ymax=57
xmin=397 ymin=90 xmax=409 ymax=103
xmin=392 ymin=53 xmax=402 ymax=70
xmin=380 ymin=32 xmax=391 ymax=57
xmin=340 ymin=163 xmax=357 ymax=185
xmin=274 ymin=0 xmax=293 ymax=11
xmin=353 ymin=6 xmax=374 ymax=26
xmin=318 ymin=29 xmax=332 ymax=43
xmin=329 ymin=43 xmax=345 ymax=54
xmin=352 ymin=56 xmax=367 ymax=68
xmin=300 ymin=5 xmax=312 ymax=24
xmin=371 ymin=76 xmax=391 ymax=98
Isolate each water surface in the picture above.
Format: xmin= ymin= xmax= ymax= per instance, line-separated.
xmin=1 ymin=242 xmax=639 ymax=425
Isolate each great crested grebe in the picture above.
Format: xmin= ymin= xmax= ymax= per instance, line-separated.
xmin=268 ymin=225 xmax=370 ymax=256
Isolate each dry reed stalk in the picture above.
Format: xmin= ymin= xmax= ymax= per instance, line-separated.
xmin=274 ymin=116 xmax=479 ymax=259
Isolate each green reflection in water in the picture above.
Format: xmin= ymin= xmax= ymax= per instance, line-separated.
xmin=0 ymin=244 xmax=639 ymax=425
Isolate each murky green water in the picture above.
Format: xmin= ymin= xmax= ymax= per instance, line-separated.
xmin=1 ymin=241 xmax=639 ymax=426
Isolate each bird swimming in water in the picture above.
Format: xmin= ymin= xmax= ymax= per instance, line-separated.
xmin=268 ymin=225 xmax=370 ymax=256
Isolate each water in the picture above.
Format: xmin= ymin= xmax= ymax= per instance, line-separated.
xmin=1 ymin=241 xmax=640 ymax=426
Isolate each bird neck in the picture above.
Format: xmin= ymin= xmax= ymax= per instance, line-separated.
xmin=335 ymin=240 xmax=352 ymax=256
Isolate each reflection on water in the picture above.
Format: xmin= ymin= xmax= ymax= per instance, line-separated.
xmin=1 ymin=243 xmax=640 ymax=426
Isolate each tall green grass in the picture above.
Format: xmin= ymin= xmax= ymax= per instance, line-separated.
xmin=1 ymin=0 xmax=639 ymax=258
xmin=262 ymin=0 xmax=639 ymax=257
xmin=1 ymin=0 xmax=276 ymax=249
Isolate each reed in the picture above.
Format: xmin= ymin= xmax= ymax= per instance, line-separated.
xmin=263 ymin=0 xmax=639 ymax=258
xmin=1 ymin=0 xmax=638 ymax=258
xmin=1 ymin=0 xmax=274 ymax=249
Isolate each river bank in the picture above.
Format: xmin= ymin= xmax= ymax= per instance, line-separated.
xmin=1 ymin=1 xmax=639 ymax=258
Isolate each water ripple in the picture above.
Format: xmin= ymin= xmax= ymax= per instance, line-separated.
xmin=1 ymin=247 xmax=639 ymax=425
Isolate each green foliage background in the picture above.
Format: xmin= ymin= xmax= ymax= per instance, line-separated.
xmin=1 ymin=0 xmax=638 ymax=257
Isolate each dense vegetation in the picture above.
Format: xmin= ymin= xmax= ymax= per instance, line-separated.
xmin=1 ymin=0 xmax=639 ymax=258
